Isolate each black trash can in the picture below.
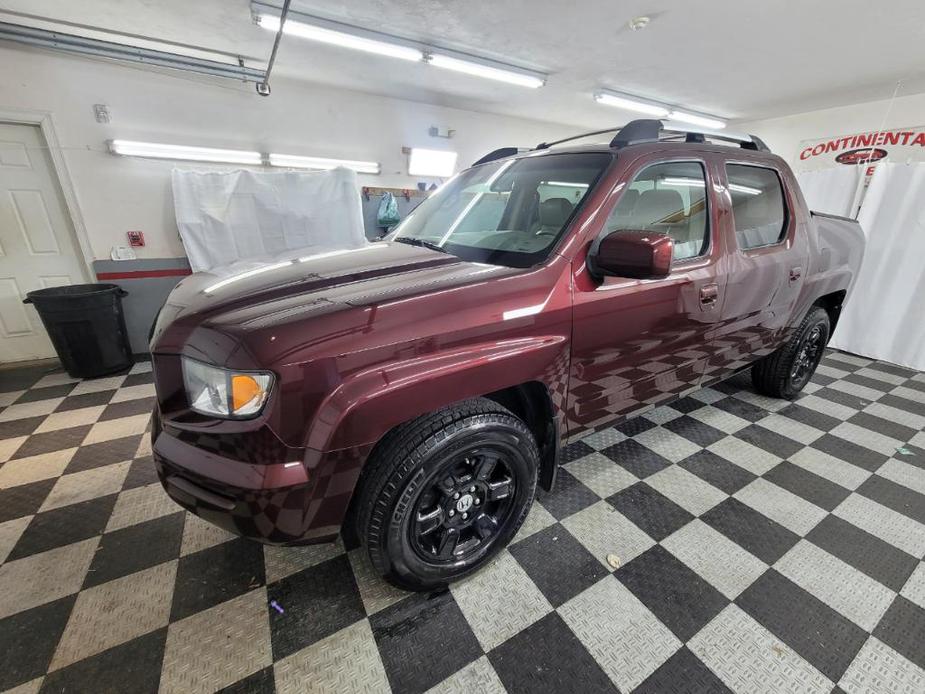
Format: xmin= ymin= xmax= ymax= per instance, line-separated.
xmin=24 ymin=284 xmax=134 ymax=379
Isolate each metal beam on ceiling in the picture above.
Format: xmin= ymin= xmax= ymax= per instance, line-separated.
xmin=0 ymin=21 xmax=266 ymax=83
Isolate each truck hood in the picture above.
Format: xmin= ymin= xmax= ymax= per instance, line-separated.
xmin=152 ymin=242 xmax=516 ymax=348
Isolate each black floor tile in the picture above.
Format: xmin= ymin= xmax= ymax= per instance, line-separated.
xmin=40 ymin=627 xmax=166 ymax=694
xmin=763 ymin=462 xmax=851 ymax=511
xmin=712 ymin=396 xmax=768 ymax=422
xmin=847 ymin=411 xmax=918 ymax=444
xmin=66 ymin=435 xmax=143 ymax=474
xmin=777 ymin=403 xmax=841 ymax=433
xmin=489 ymin=611 xmax=617 ymax=694
xmin=805 ymin=515 xmax=917 ymax=592
xmin=54 ymin=390 xmax=116 ymax=412
xmin=170 ymin=538 xmax=266 ymax=622
xmin=867 ymin=362 xmax=917 ymax=379
xmin=634 ymin=646 xmax=733 ymax=694
xmin=508 ymin=524 xmax=607 ymax=608
xmin=671 ymin=396 xmax=707 ymax=414
xmin=536 ymin=468 xmax=598 ymax=520
xmin=122 ymin=455 xmax=159 ymax=490
xmin=811 ymin=434 xmax=888 ymax=472
xmin=873 ymin=597 xmax=925 ymax=670
xmin=736 ymin=570 xmax=867 ymax=683
xmin=0 ymin=478 xmax=56 ymax=523
xmin=734 ymin=423 xmax=803 ymax=459
xmin=701 ymin=498 xmax=799 ymax=565
xmin=678 ymin=450 xmax=756 ymax=495
xmin=13 ymin=383 xmax=76 ymax=404
xmin=820 ymin=356 xmax=861 ymax=373
xmin=9 ymin=425 xmax=92 ymax=460
xmin=0 ymin=415 xmax=46 ymax=439
xmin=561 ymin=440 xmax=595 ymax=463
xmin=83 ymin=512 xmax=184 ymax=588
xmin=217 ymin=666 xmax=276 ymax=694
xmin=372 ymin=589 xmax=482 ymax=694
xmin=7 ymin=494 xmax=118 ymax=561
xmin=878 ymin=393 xmax=925 ymax=419
xmin=600 ymin=439 xmax=672 ymax=479
xmin=0 ymin=595 xmax=77 ymax=691
xmin=844 ymin=373 xmax=895 ymax=393
xmin=813 ymin=386 xmax=870 ymax=410
xmin=664 ymin=415 xmax=726 ymax=447
xmin=857 ymin=475 xmax=925 ymax=525
xmin=122 ymin=371 xmax=155 ymax=387
xmin=99 ymin=396 xmax=155 ymax=422
xmin=614 ymin=416 xmax=657 ymax=437
xmin=617 ymin=545 xmax=727 ymax=641
xmin=0 ymin=365 xmax=51 ymax=393
xmin=607 ymin=483 xmax=693 ymax=542
xmin=268 ymin=554 xmax=365 ymax=661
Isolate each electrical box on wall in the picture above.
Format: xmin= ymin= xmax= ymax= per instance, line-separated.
xmin=127 ymin=230 xmax=145 ymax=247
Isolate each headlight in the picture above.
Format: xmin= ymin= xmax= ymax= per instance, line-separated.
xmin=181 ymin=357 xmax=273 ymax=418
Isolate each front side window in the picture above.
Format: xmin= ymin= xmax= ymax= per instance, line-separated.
xmin=726 ymin=164 xmax=787 ymax=249
xmin=604 ymin=161 xmax=709 ymax=261
xmin=387 ymin=152 xmax=612 ymax=268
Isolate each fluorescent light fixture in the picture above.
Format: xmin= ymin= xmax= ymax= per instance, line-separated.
xmin=109 ymin=140 xmax=262 ymax=165
xmin=408 ymin=148 xmax=458 ymax=177
xmin=668 ymin=110 xmax=726 ymax=129
xmin=545 ymin=181 xmax=589 ymax=188
xmin=593 ymin=91 xmax=669 ymax=117
xmin=662 ymin=177 xmax=706 ymax=188
xmin=729 ymin=183 xmax=761 ymax=195
xmin=257 ymin=14 xmax=424 ymax=61
xmin=428 ymin=54 xmax=545 ymax=88
xmin=269 ymin=153 xmax=380 ymax=174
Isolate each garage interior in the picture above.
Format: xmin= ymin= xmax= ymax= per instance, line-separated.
xmin=1 ymin=1 xmax=924 ymax=693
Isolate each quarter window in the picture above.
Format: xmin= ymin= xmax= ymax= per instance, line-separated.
xmin=605 ymin=161 xmax=708 ymax=261
xmin=726 ymin=164 xmax=787 ymax=249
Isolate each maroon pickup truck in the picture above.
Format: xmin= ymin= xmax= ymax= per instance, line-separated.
xmin=150 ymin=119 xmax=864 ymax=589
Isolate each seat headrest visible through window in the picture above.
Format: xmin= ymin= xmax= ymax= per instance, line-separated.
xmin=632 ymin=189 xmax=685 ymax=228
xmin=538 ymin=198 xmax=574 ymax=229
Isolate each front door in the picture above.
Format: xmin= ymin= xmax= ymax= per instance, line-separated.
xmin=568 ymin=155 xmax=726 ymax=439
xmin=0 ymin=123 xmax=88 ymax=363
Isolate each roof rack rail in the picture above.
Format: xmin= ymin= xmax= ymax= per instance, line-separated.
xmin=471 ymin=147 xmax=527 ymax=167
xmin=610 ymin=119 xmax=769 ymax=152
xmin=535 ymin=128 xmax=622 ymax=150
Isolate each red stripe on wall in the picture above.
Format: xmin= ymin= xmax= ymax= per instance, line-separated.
xmin=96 ymin=268 xmax=192 ymax=280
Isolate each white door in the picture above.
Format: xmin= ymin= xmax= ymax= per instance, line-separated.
xmin=0 ymin=123 xmax=88 ymax=363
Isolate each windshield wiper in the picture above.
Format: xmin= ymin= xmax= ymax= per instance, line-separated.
xmin=393 ymin=237 xmax=449 ymax=254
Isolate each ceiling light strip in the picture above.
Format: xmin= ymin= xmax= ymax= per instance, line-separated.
xmin=594 ymin=88 xmax=726 ymax=129
xmin=109 ymin=140 xmax=380 ymax=173
xmin=251 ymin=1 xmax=546 ymax=88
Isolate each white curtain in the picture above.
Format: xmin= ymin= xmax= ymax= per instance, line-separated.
xmin=829 ymin=162 xmax=925 ymax=370
xmin=796 ymin=166 xmax=862 ymax=217
xmin=172 ymin=167 xmax=367 ymax=272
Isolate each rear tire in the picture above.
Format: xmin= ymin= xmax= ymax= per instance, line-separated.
xmin=752 ymin=307 xmax=830 ymax=399
xmin=356 ymin=398 xmax=538 ymax=591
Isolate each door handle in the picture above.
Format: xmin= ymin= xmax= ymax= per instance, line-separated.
xmin=789 ymin=267 xmax=803 ymax=283
xmin=700 ymin=283 xmax=719 ymax=309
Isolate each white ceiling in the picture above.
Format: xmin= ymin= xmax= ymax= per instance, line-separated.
xmin=4 ymin=0 xmax=924 ymax=127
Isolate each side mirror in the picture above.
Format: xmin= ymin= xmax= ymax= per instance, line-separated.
xmin=588 ymin=229 xmax=673 ymax=279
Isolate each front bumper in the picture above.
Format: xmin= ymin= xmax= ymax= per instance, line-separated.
xmin=151 ymin=409 xmax=365 ymax=544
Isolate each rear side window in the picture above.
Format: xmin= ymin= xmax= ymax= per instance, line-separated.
xmin=726 ymin=164 xmax=787 ymax=249
xmin=605 ymin=161 xmax=709 ymax=261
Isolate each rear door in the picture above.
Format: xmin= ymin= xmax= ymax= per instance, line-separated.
xmin=567 ymin=151 xmax=726 ymax=439
xmin=703 ymin=160 xmax=811 ymax=382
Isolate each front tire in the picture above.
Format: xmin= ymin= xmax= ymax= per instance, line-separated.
xmin=356 ymin=398 xmax=538 ymax=591
xmin=752 ymin=306 xmax=830 ymax=399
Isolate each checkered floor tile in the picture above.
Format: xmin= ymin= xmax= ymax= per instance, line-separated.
xmin=1 ymin=351 xmax=924 ymax=693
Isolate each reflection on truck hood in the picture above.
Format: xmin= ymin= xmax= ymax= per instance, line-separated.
xmin=152 ymin=242 xmax=517 ymax=345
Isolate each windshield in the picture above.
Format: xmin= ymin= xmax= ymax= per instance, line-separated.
xmin=387 ymin=151 xmax=613 ymax=268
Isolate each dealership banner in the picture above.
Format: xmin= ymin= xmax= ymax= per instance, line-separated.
xmin=795 ymin=126 xmax=925 ymax=173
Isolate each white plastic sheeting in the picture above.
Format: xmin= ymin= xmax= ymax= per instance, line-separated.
xmin=796 ymin=166 xmax=862 ymax=217
xmin=172 ymin=167 xmax=367 ymax=272
xmin=829 ymin=162 xmax=925 ymax=370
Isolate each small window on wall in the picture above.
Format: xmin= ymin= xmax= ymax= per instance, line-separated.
xmin=726 ymin=164 xmax=788 ymax=249
xmin=605 ymin=161 xmax=709 ymax=261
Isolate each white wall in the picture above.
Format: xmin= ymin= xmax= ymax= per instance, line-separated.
xmin=736 ymin=92 xmax=925 ymax=166
xmin=0 ymin=45 xmax=579 ymax=261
